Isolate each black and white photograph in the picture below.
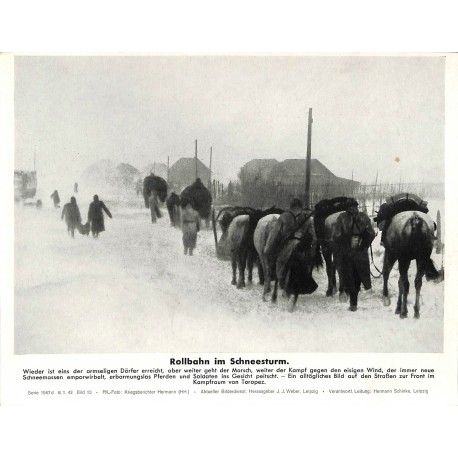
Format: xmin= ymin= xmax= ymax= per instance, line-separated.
xmin=11 ymin=54 xmax=446 ymax=355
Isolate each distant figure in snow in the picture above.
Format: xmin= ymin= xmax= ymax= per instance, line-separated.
xmin=88 ymin=194 xmax=112 ymax=238
xmin=135 ymin=178 xmax=143 ymax=197
xmin=166 ymin=192 xmax=181 ymax=227
xmin=74 ymin=182 xmax=79 ymax=193
xmin=148 ymin=190 xmax=162 ymax=223
xmin=181 ymin=199 xmax=200 ymax=255
xmin=50 ymin=190 xmax=60 ymax=208
xmin=61 ymin=196 xmax=81 ymax=238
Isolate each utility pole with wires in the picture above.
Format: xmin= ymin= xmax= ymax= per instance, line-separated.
xmin=372 ymin=170 xmax=378 ymax=218
xmin=195 ymin=139 xmax=198 ymax=181
xmin=304 ymin=108 xmax=313 ymax=209
xmin=209 ymin=146 xmax=213 ymax=196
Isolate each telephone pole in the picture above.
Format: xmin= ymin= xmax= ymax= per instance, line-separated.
xmin=209 ymin=146 xmax=213 ymax=195
xmin=167 ymin=156 xmax=170 ymax=182
xmin=304 ymin=108 xmax=313 ymax=208
xmin=195 ymin=139 xmax=198 ymax=181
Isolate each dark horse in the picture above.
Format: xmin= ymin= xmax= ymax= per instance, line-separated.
xmin=382 ymin=211 xmax=440 ymax=319
xmin=143 ymin=173 xmax=168 ymax=207
xmin=180 ymin=178 xmax=212 ymax=226
xmin=214 ymin=206 xmax=283 ymax=289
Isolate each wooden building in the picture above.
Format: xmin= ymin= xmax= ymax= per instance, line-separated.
xmin=168 ymin=157 xmax=211 ymax=192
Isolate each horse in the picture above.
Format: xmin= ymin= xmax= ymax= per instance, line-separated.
xmin=180 ymin=178 xmax=212 ymax=227
xmin=382 ymin=211 xmax=440 ymax=319
xmin=215 ymin=206 xmax=283 ymax=289
xmin=253 ymin=213 xmax=281 ymax=301
xmin=166 ymin=192 xmax=181 ymax=227
xmin=263 ymin=209 xmax=319 ymax=312
xmin=318 ymin=211 xmax=345 ymax=298
xmin=214 ymin=206 xmax=254 ymax=262
xmin=143 ymin=174 xmax=168 ymax=207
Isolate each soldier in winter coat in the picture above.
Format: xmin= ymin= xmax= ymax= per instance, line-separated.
xmin=148 ymin=191 xmax=162 ymax=223
xmin=88 ymin=195 xmax=112 ymax=238
xmin=50 ymin=190 xmax=60 ymax=208
xmin=181 ymin=200 xmax=200 ymax=255
xmin=61 ymin=196 xmax=81 ymax=238
xmin=333 ymin=200 xmax=375 ymax=311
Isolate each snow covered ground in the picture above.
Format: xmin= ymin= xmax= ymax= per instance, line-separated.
xmin=14 ymin=195 xmax=444 ymax=355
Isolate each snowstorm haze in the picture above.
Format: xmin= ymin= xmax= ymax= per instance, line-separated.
xmin=11 ymin=55 xmax=446 ymax=356
xmin=15 ymin=55 xmax=445 ymax=192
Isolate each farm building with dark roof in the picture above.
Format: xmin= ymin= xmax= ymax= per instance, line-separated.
xmin=239 ymin=157 xmax=359 ymax=207
xmin=168 ymin=157 xmax=211 ymax=192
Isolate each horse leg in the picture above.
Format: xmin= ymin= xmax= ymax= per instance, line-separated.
xmin=262 ymin=273 xmax=270 ymax=301
xmin=397 ymin=258 xmax=411 ymax=318
xmin=287 ymin=294 xmax=298 ymax=313
xmin=246 ymin=250 xmax=254 ymax=284
xmin=258 ymin=262 xmax=265 ymax=286
xmin=231 ymin=255 xmax=237 ymax=285
xmin=236 ymin=252 xmax=246 ymax=289
xmin=261 ymin=256 xmax=271 ymax=300
xmin=323 ymin=246 xmax=336 ymax=296
xmin=262 ymin=273 xmax=271 ymax=301
xmin=257 ymin=256 xmax=265 ymax=286
xmin=271 ymin=278 xmax=278 ymax=303
xmin=382 ymin=251 xmax=397 ymax=307
xmin=414 ymin=259 xmax=425 ymax=319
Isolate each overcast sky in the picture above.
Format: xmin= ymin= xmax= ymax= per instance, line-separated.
xmin=14 ymin=55 xmax=444 ymax=189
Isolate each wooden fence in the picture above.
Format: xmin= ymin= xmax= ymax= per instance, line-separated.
xmin=214 ymin=179 xmax=444 ymax=215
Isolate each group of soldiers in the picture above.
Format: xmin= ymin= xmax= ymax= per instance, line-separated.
xmin=56 ymin=171 xmax=430 ymax=312
xmin=144 ymin=175 xmax=211 ymax=256
xmin=59 ymin=192 xmax=112 ymax=239
xmin=249 ymin=192 xmax=430 ymax=312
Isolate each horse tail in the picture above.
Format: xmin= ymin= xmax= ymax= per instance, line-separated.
xmin=422 ymin=257 xmax=440 ymax=281
xmin=409 ymin=212 xmax=435 ymax=241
